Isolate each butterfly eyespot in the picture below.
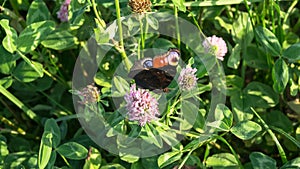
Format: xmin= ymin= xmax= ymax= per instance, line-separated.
xmin=143 ymin=59 xmax=153 ymax=68
xmin=167 ymin=51 xmax=180 ymax=66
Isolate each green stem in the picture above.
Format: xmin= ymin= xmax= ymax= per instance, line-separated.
xmin=174 ymin=7 xmax=181 ymax=48
xmin=283 ymin=0 xmax=298 ymax=27
xmin=203 ymin=144 xmax=210 ymax=168
xmin=270 ymin=0 xmax=275 ymax=33
xmin=144 ymin=13 xmax=149 ymax=46
xmin=139 ymin=15 xmax=145 ymax=58
xmin=251 ymin=107 xmax=287 ymax=163
xmin=91 ymin=0 xmax=105 ymax=28
xmin=0 ymin=85 xmax=40 ymax=124
xmin=0 ymin=115 xmax=26 ymax=135
xmin=60 ymin=154 xmax=72 ymax=168
xmin=216 ymin=135 xmax=244 ymax=169
xmin=178 ymin=147 xmax=196 ymax=169
xmin=114 ymin=0 xmax=131 ymax=71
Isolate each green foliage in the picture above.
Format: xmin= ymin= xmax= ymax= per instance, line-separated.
xmin=0 ymin=0 xmax=300 ymax=168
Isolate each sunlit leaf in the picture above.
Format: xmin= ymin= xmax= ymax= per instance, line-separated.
xmin=83 ymin=147 xmax=102 ymax=169
xmin=231 ymin=120 xmax=261 ymax=140
xmin=255 ymin=26 xmax=282 ymax=56
xmin=0 ymin=19 xmax=17 ymax=53
xmin=206 ymin=153 xmax=239 ymax=168
xmin=41 ymin=30 xmax=78 ymax=50
xmin=272 ymin=58 xmax=289 ymax=93
xmin=158 ymin=151 xmax=182 ymax=168
xmin=26 ymin=0 xmax=51 ymax=25
xmin=56 ymin=142 xmax=88 ymax=160
xmin=17 ymin=21 xmax=55 ymax=53
xmin=282 ymin=43 xmax=300 ymax=62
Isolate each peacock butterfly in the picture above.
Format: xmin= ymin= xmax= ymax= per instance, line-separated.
xmin=128 ymin=48 xmax=180 ymax=91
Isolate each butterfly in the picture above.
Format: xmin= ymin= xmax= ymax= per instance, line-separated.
xmin=128 ymin=48 xmax=180 ymax=91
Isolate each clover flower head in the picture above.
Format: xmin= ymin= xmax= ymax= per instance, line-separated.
xmin=178 ymin=67 xmax=198 ymax=91
xmin=57 ymin=0 xmax=71 ymax=22
xmin=124 ymin=84 xmax=159 ymax=126
xmin=128 ymin=0 xmax=152 ymax=14
xmin=202 ymin=35 xmax=228 ymax=61
xmin=76 ymin=84 xmax=100 ymax=104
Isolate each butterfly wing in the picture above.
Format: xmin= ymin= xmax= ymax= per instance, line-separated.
xmin=133 ymin=68 xmax=174 ymax=90
xmin=128 ymin=49 xmax=179 ymax=91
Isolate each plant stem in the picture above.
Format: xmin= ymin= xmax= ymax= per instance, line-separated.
xmin=174 ymin=7 xmax=181 ymax=48
xmin=251 ymin=107 xmax=288 ymax=163
xmin=91 ymin=0 xmax=105 ymax=28
xmin=216 ymin=135 xmax=244 ymax=169
xmin=114 ymin=0 xmax=131 ymax=71
xmin=0 ymin=115 xmax=26 ymax=135
xmin=0 ymin=85 xmax=40 ymax=124
xmin=139 ymin=15 xmax=145 ymax=58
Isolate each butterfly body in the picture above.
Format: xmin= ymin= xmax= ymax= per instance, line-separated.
xmin=129 ymin=48 xmax=180 ymax=91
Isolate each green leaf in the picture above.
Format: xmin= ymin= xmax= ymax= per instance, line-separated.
xmin=215 ymin=104 xmax=233 ymax=128
xmin=232 ymin=12 xmax=253 ymax=45
xmin=141 ymin=156 xmax=159 ymax=169
xmin=12 ymin=61 xmax=44 ymax=83
xmin=56 ymin=142 xmax=88 ymax=160
xmin=0 ymin=19 xmax=17 ymax=53
xmin=244 ymin=45 xmax=269 ymax=69
xmin=231 ymin=120 xmax=261 ymax=140
xmin=111 ymin=76 xmax=129 ymax=97
xmin=171 ymin=0 xmax=186 ymax=12
xmin=100 ymin=164 xmax=126 ymax=169
xmin=38 ymin=131 xmax=53 ymax=169
xmin=230 ymin=92 xmax=253 ymax=122
xmin=262 ymin=110 xmax=293 ymax=133
xmin=282 ymin=43 xmax=300 ymax=62
xmin=17 ymin=21 xmax=55 ymax=53
xmin=146 ymin=14 xmax=159 ymax=30
xmin=272 ymin=58 xmax=289 ymax=93
xmin=152 ymin=38 xmax=176 ymax=50
xmin=26 ymin=0 xmax=51 ymax=25
xmin=193 ymin=109 xmax=205 ymax=133
xmin=206 ymin=153 xmax=239 ymax=168
xmin=83 ymin=147 xmax=102 ymax=169
xmin=41 ymin=30 xmax=78 ymax=50
xmin=157 ymin=127 xmax=178 ymax=146
xmin=287 ymin=100 xmax=300 ymax=114
xmin=0 ymin=45 xmax=19 ymax=74
xmin=244 ymin=81 xmax=279 ymax=108
xmin=131 ymin=161 xmax=144 ymax=169
xmin=44 ymin=118 xmax=61 ymax=148
xmin=225 ymin=75 xmax=243 ymax=96
xmin=255 ymin=26 xmax=282 ymax=56
xmin=158 ymin=151 xmax=182 ymax=168
xmin=120 ymin=153 xmax=139 ymax=163
xmin=142 ymin=124 xmax=163 ymax=148
xmin=206 ymin=120 xmax=231 ymax=132
xmin=180 ymin=100 xmax=199 ymax=130
xmin=250 ymin=152 xmax=276 ymax=169
xmin=289 ymin=79 xmax=298 ymax=96
xmin=0 ymin=76 xmax=13 ymax=89
xmin=0 ymin=135 xmax=9 ymax=164
xmin=17 ymin=51 xmax=44 ymax=77
xmin=45 ymin=151 xmax=56 ymax=169
xmin=227 ymin=44 xmax=241 ymax=69
xmin=280 ymin=157 xmax=300 ymax=169
xmin=94 ymin=72 xmax=112 ymax=88
xmin=5 ymin=151 xmax=38 ymax=168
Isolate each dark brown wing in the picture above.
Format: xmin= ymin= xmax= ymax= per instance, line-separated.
xmin=132 ymin=68 xmax=174 ymax=90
